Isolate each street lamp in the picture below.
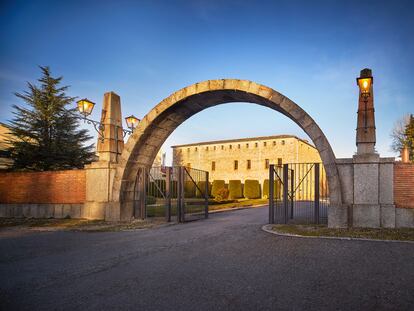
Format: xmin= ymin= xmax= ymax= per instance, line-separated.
xmin=356 ymin=71 xmax=373 ymax=132
xmin=76 ymin=98 xmax=95 ymax=118
xmin=125 ymin=115 xmax=140 ymax=131
xmin=75 ymin=98 xmax=138 ymax=142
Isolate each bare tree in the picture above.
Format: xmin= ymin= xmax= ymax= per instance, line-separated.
xmin=390 ymin=114 xmax=410 ymax=154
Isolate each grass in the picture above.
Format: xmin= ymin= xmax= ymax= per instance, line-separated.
xmin=272 ymin=224 xmax=414 ymax=241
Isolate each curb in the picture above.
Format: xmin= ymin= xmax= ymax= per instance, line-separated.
xmin=261 ymin=224 xmax=414 ymax=244
xmin=209 ymin=204 xmax=267 ymax=214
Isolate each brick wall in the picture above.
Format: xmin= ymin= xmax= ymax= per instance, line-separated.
xmin=0 ymin=170 xmax=85 ymax=204
xmin=394 ymin=163 xmax=414 ymax=208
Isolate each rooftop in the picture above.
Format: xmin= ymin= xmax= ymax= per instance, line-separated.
xmin=172 ymin=135 xmax=316 ymax=149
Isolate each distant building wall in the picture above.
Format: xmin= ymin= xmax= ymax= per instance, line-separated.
xmin=172 ymin=135 xmax=321 ymax=184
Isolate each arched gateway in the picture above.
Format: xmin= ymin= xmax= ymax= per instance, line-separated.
xmin=111 ymin=79 xmax=342 ymax=221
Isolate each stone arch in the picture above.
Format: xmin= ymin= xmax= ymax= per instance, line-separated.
xmin=112 ymin=79 xmax=342 ymax=221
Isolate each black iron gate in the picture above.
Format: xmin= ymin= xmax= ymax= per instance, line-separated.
xmin=268 ymin=163 xmax=329 ymax=224
xmin=133 ymin=166 xmax=209 ymax=223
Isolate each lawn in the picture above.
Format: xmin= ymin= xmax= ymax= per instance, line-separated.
xmin=271 ymin=224 xmax=414 ymax=241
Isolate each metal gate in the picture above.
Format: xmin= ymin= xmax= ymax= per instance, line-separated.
xmin=133 ymin=166 xmax=209 ymax=222
xmin=268 ymin=163 xmax=329 ymax=224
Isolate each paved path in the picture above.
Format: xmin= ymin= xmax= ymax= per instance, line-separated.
xmin=1 ymin=207 xmax=413 ymax=310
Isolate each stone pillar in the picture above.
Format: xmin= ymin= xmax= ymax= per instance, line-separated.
xmin=97 ymin=92 xmax=124 ymax=163
xmin=401 ymin=146 xmax=410 ymax=163
xmin=356 ymin=68 xmax=376 ymax=155
xmin=351 ymin=69 xmax=395 ymax=227
xmin=84 ymin=92 xmax=125 ymax=221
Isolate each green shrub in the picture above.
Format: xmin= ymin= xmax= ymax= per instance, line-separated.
xmin=262 ymin=179 xmax=282 ymax=199
xmin=215 ymin=188 xmax=229 ymax=202
xmin=228 ymin=180 xmax=243 ymax=199
xmin=184 ymin=180 xmax=196 ymax=197
xmin=211 ymin=180 xmax=226 ymax=198
xmin=146 ymin=195 xmax=157 ymax=205
xmin=244 ymin=179 xmax=261 ymax=199
xmin=196 ymin=181 xmax=212 ymax=198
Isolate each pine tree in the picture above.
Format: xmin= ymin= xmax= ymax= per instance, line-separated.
xmin=404 ymin=114 xmax=414 ymax=162
xmin=2 ymin=66 xmax=95 ymax=171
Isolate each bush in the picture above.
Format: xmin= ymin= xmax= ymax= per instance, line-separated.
xmin=196 ymin=181 xmax=212 ymax=198
xmin=211 ymin=180 xmax=226 ymax=198
xmin=146 ymin=195 xmax=157 ymax=205
xmin=244 ymin=179 xmax=261 ymax=199
xmin=262 ymin=179 xmax=282 ymax=199
xmin=215 ymin=188 xmax=229 ymax=202
xmin=228 ymin=180 xmax=243 ymax=199
xmin=184 ymin=180 xmax=196 ymax=197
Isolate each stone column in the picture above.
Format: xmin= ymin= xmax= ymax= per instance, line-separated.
xmin=97 ymin=92 xmax=124 ymax=163
xmin=83 ymin=92 xmax=125 ymax=221
xmin=352 ymin=69 xmax=395 ymax=228
xmin=356 ymin=68 xmax=376 ymax=155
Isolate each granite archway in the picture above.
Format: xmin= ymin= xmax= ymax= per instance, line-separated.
xmin=111 ymin=79 xmax=342 ymax=221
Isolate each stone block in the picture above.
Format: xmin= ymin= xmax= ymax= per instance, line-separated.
xmin=22 ymin=205 xmax=31 ymax=217
xmin=30 ymin=204 xmax=38 ymax=217
xmin=70 ymin=204 xmax=82 ymax=218
xmin=352 ymin=204 xmax=380 ymax=228
xmin=328 ymin=204 xmax=349 ymax=228
xmin=337 ymin=162 xmax=353 ymax=205
xmin=353 ymin=163 xmax=379 ymax=205
xmin=105 ymin=202 xmax=121 ymax=221
xmin=63 ymin=204 xmax=71 ymax=218
xmin=83 ymin=202 xmax=105 ymax=219
xmin=380 ymin=204 xmax=395 ymax=228
xmin=395 ymin=208 xmax=414 ymax=228
xmin=45 ymin=205 xmax=54 ymax=218
xmin=379 ymin=162 xmax=393 ymax=204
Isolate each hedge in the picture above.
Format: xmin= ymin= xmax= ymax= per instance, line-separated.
xmin=228 ymin=180 xmax=243 ymax=199
xmin=184 ymin=180 xmax=196 ymax=197
xmin=211 ymin=180 xmax=226 ymax=198
xmin=244 ymin=179 xmax=261 ymax=199
xmin=196 ymin=181 xmax=212 ymax=198
xmin=262 ymin=179 xmax=282 ymax=199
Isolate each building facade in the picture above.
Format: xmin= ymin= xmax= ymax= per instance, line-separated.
xmin=172 ymin=135 xmax=321 ymax=184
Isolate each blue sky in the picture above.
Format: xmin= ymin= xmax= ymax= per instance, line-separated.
xmin=1 ymin=0 xmax=413 ymax=163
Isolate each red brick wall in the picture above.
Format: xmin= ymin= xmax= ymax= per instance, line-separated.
xmin=394 ymin=163 xmax=414 ymax=208
xmin=0 ymin=170 xmax=85 ymax=204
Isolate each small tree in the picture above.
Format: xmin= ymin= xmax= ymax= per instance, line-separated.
xmin=404 ymin=114 xmax=414 ymax=162
xmin=2 ymin=66 xmax=95 ymax=171
xmin=391 ymin=114 xmax=411 ymax=152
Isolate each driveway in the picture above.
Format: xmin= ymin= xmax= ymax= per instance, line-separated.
xmin=1 ymin=207 xmax=413 ymax=310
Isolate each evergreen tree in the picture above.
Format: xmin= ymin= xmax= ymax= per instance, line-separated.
xmin=404 ymin=114 xmax=414 ymax=162
xmin=2 ymin=66 xmax=95 ymax=171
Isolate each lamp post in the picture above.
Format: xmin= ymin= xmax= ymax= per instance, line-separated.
xmin=75 ymin=98 xmax=139 ymax=141
xmin=356 ymin=74 xmax=373 ymax=133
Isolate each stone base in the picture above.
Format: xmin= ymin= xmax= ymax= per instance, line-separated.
xmin=328 ymin=204 xmax=349 ymax=228
xmin=352 ymin=204 xmax=380 ymax=228
xmin=82 ymin=202 xmax=105 ymax=219
xmin=395 ymin=208 xmax=414 ymax=228
xmin=0 ymin=204 xmax=83 ymax=219
xmin=380 ymin=204 xmax=395 ymax=228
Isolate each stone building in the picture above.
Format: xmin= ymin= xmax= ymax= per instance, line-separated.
xmin=172 ymin=135 xmax=321 ymax=184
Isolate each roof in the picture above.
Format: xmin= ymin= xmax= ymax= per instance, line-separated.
xmin=172 ymin=134 xmax=316 ymax=149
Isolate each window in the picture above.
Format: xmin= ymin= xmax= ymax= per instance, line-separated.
xmin=221 ymin=145 xmax=224 ymax=150
xmin=246 ymin=143 xmax=249 ymax=148
xmin=255 ymin=142 xmax=258 ymax=148
xmin=187 ymin=163 xmax=191 ymax=168
xmin=206 ymin=146 xmax=209 ymax=151
xmin=273 ymin=141 xmax=276 ymax=146
xmin=187 ymin=148 xmax=190 ymax=152
xmin=247 ymin=160 xmax=251 ymax=170
xmin=212 ymin=161 xmax=216 ymax=171
xmin=278 ymin=158 xmax=282 ymax=166
xmin=229 ymin=145 xmax=232 ymax=149
xmin=263 ymin=142 xmax=267 ymax=147
xmin=195 ymin=147 xmax=198 ymax=151
xmin=238 ymin=144 xmax=241 ymax=149
xmin=281 ymin=140 xmax=285 ymax=145
xmin=234 ymin=160 xmax=238 ymax=170
xmin=214 ymin=146 xmax=216 ymax=150
xmin=265 ymin=159 xmax=269 ymax=169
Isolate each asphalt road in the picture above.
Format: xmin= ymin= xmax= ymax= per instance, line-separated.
xmin=1 ymin=207 xmax=413 ymax=311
